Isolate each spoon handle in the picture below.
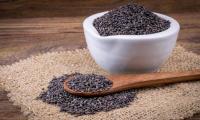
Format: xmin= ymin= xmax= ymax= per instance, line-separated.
xmin=108 ymin=70 xmax=200 ymax=92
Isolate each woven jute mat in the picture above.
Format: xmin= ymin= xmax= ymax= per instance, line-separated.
xmin=0 ymin=45 xmax=200 ymax=120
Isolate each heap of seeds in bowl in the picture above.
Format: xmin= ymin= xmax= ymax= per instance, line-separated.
xmin=93 ymin=4 xmax=171 ymax=36
xmin=67 ymin=73 xmax=113 ymax=93
xmin=38 ymin=73 xmax=137 ymax=116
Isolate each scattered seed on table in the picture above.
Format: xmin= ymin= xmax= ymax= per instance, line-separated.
xmin=93 ymin=3 xmax=170 ymax=36
xmin=37 ymin=73 xmax=137 ymax=116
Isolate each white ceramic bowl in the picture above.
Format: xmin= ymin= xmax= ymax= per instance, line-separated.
xmin=83 ymin=12 xmax=180 ymax=73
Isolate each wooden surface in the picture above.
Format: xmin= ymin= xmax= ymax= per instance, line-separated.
xmin=0 ymin=0 xmax=200 ymax=18
xmin=0 ymin=0 xmax=200 ymax=120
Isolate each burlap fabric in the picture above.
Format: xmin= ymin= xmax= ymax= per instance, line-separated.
xmin=0 ymin=45 xmax=200 ymax=120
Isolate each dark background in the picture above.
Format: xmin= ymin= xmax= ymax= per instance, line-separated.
xmin=0 ymin=0 xmax=200 ymax=120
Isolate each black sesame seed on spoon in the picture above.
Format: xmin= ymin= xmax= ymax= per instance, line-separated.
xmin=67 ymin=73 xmax=113 ymax=93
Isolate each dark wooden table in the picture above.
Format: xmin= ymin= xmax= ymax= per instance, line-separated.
xmin=0 ymin=0 xmax=200 ymax=120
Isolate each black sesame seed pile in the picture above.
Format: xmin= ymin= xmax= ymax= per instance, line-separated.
xmin=67 ymin=73 xmax=113 ymax=93
xmin=38 ymin=73 xmax=137 ymax=116
xmin=93 ymin=4 xmax=170 ymax=36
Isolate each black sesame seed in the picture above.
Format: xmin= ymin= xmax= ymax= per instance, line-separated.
xmin=67 ymin=73 xmax=113 ymax=93
xmin=93 ymin=3 xmax=171 ymax=36
xmin=37 ymin=73 xmax=137 ymax=116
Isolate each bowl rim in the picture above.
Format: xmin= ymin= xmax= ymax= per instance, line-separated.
xmin=83 ymin=11 xmax=180 ymax=41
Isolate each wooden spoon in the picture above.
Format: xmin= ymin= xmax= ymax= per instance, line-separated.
xmin=64 ymin=70 xmax=200 ymax=97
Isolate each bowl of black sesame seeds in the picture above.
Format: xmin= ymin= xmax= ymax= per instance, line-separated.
xmin=83 ymin=4 xmax=180 ymax=73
